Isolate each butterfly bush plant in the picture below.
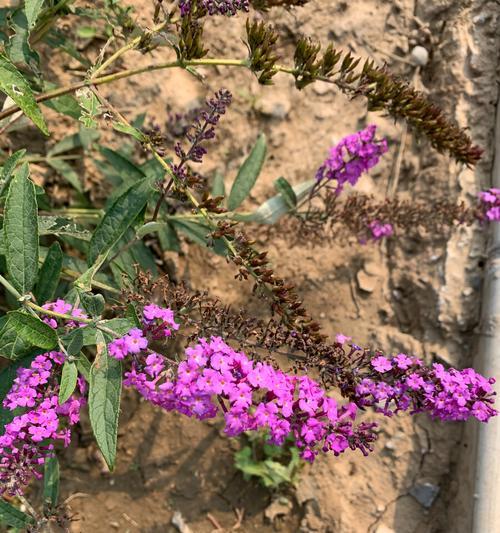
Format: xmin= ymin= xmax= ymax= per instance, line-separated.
xmin=0 ymin=0 xmax=496 ymax=529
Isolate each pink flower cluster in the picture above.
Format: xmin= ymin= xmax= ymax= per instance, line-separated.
xmin=108 ymin=304 xmax=179 ymax=359
xmin=478 ymin=188 xmax=500 ymax=221
xmin=368 ymin=220 xmax=394 ymax=241
xmin=0 ymin=352 xmax=86 ymax=496
xmin=108 ymin=308 xmax=377 ymax=462
xmin=354 ymin=353 xmax=497 ymax=422
xmin=315 ymin=125 xmax=388 ymax=195
xmin=41 ymin=299 xmax=88 ymax=329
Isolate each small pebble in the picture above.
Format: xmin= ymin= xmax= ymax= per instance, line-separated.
xmin=410 ymin=46 xmax=429 ymax=66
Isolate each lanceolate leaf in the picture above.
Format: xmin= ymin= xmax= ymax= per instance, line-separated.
xmin=25 ymin=0 xmax=45 ymax=29
xmin=59 ymin=361 xmax=78 ymax=405
xmin=0 ymin=498 xmax=35 ymax=529
xmin=227 ymin=133 xmax=267 ymax=210
xmin=89 ymin=332 xmax=122 ymax=471
xmin=43 ymin=455 xmax=60 ymax=508
xmin=35 ymin=241 xmax=63 ymax=304
xmin=0 ymin=53 xmax=48 ymax=135
xmin=88 ymin=177 xmax=154 ymax=266
xmin=3 ymin=162 xmax=39 ymax=294
xmin=211 ymin=171 xmax=225 ymax=198
xmin=8 ymin=311 xmax=58 ymax=350
xmin=0 ymin=149 xmax=26 ymax=198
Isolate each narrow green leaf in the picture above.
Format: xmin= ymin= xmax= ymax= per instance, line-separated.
xmin=87 ymin=177 xmax=154 ymax=266
xmin=158 ymin=222 xmax=181 ymax=253
xmin=46 ymin=157 xmax=83 ymax=192
xmin=99 ymin=147 xmax=146 ymax=183
xmin=76 ymin=352 xmax=92 ymax=381
xmin=25 ymin=0 xmax=45 ymax=29
xmin=0 ymin=498 xmax=35 ymax=529
xmin=211 ymin=171 xmax=225 ymax=198
xmin=4 ymin=162 xmax=39 ymax=293
xmin=0 ymin=53 xmax=48 ymax=134
xmin=227 ymin=133 xmax=267 ymax=210
xmin=42 ymin=93 xmax=82 ymax=119
xmin=35 ymin=241 xmax=63 ymax=304
xmin=43 ymin=455 xmax=60 ymax=508
xmin=0 ymin=149 xmax=26 ymax=198
xmin=112 ymin=121 xmax=146 ymax=142
xmin=59 ymin=361 xmax=78 ymax=404
xmin=274 ymin=177 xmax=297 ymax=209
xmin=89 ymin=332 xmax=122 ymax=471
xmin=247 ymin=179 xmax=315 ymax=224
xmin=8 ymin=311 xmax=57 ymax=350
xmin=171 ymin=220 xmax=228 ymax=256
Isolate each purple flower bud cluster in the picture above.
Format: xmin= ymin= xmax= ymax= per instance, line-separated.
xmin=42 ymin=298 xmax=88 ymax=329
xmin=315 ymin=125 xmax=388 ymax=195
xmin=180 ymin=0 xmax=249 ymax=17
xmin=354 ymin=354 xmax=497 ymax=422
xmin=0 ymin=352 xmax=86 ymax=496
xmin=108 ymin=307 xmax=377 ymax=462
xmin=368 ymin=220 xmax=393 ymax=241
xmin=478 ymin=188 xmax=500 ymax=221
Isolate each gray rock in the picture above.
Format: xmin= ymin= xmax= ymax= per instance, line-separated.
xmin=410 ymin=482 xmax=440 ymax=508
xmin=255 ymin=94 xmax=291 ymax=120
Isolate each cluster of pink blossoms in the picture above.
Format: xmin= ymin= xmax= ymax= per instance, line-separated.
xmin=354 ymin=353 xmax=497 ymax=422
xmin=315 ymin=125 xmax=388 ymax=195
xmin=368 ymin=220 xmax=394 ymax=241
xmin=478 ymin=188 xmax=500 ymax=222
xmin=0 ymin=351 xmax=86 ymax=496
xmin=41 ymin=299 xmax=88 ymax=329
xmin=108 ymin=306 xmax=377 ymax=462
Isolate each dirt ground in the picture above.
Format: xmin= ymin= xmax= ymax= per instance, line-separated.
xmin=4 ymin=0 xmax=500 ymax=531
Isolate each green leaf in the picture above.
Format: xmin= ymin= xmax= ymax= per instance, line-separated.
xmin=25 ymin=0 xmax=45 ymax=29
xmin=0 ymin=53 xmax=48 ymax=134
xmin=0 ymin=149 xmax=26 ymax=198
xmin=43 ymin=455 xmax=60 ymax=508
xmin=227 ymin=133 xmax=267 ymax=210
xmin=246 ymin=179 xmax=315 ymax=224
xmin=39 ymin=215 xmax=91 ymax=241
xmin=89 ymin=332 xmax=122 ymax=471
xmin=3 ymin=162 xmax=39 ymax=294
xmin=76 ymin=87 xmax=101 ymax=129
xmin=112 ymin=121 xmax=146 ymax=142
xmin=66 ymin=328 xmax=83 ymax=357
xmin=80 ymin=292 xmax=105 ymax=317
xmin=76 ymin=352 xmax=92 ymax=381
xmin=211 ymin=171 xmax=225 ymax=198
xmin=42 ymin=92 xmax=82 ymax=119
xmin=274 ymin=177 xmax=297 ymax=209
xmin=99 ymin=147 xmax=146 ymax=183
xmin=0 ymin=316 xmax=34 ymax=360
xmin=158 ymin=222 xmax=181 ymax=253
xmin=35 ymin=241 xmax=63 ymax=304
xmin=7 ymin=8 xmax=39 ymax=70
xmin=59 ymin=361 xmax=78 ymax=404
xmin=87 ymin=177 xmax=154 ymax=266
xmin=8 ymin=311 xmax=58 ymax=350
xmin=0 ymin=498 xmax=35 ymax=529
xmin=46 ymin=157 xmax=83 ymax=192
xmin=171 ymin=220 xmax=228 ymax=256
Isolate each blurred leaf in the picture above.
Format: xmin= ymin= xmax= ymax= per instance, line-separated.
xmin=89 ymin=331 xmax=122 ymax=471
xmin=274 ymin=177 xmax=297 ymax=209
xmin=39 ymin=216 xmax=91 ymax=240
xmin=171 ymin=220 xmax=228 ymax=256
xmin=112 ymin=121 xmax=146 ymax=142
xmin=3 ymin=162 xmax=39 ymax=293
xmin=25 ymin=0 xmax=45 ymax=30
xmin=211 ymin=171 xmax=225 ymax=198
xmin=46 ymin=157 xmax=83 ymax=193
xmin=7 ymin=8 xmax=39 ymax=69
xmin=8 ymin=311 xmax=58 ymax=350
xmin=0 ymin=53 xmax=48 ymax=135
xmin=87 ymin=177 xmax=154 ymax=266
xmin=227 ymin=133 xmax=266 ymax=210
xmin=158 ymin=222 xmax=181 ymax=253
xmin=35 ymin=241 xmax=63 ymax=304
xmin=43 ymin=28 xmax=92 ymax=67
xmin=0 ymin=149 xmax=26 ymax=198
xmin=43 ymin=455 xmax=60 ymax=508
xmin=59 ymin=361 xmax=78 ymax=404
xmin=99 ymin=147 xmax=146 ymax=183
xmin=77 ymin=25 xmax=97 ymax=39
xmin=246 ymin=179 xmax=314 ymax=224
xmin=0 ymin=498 xmax=35 ymax=529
